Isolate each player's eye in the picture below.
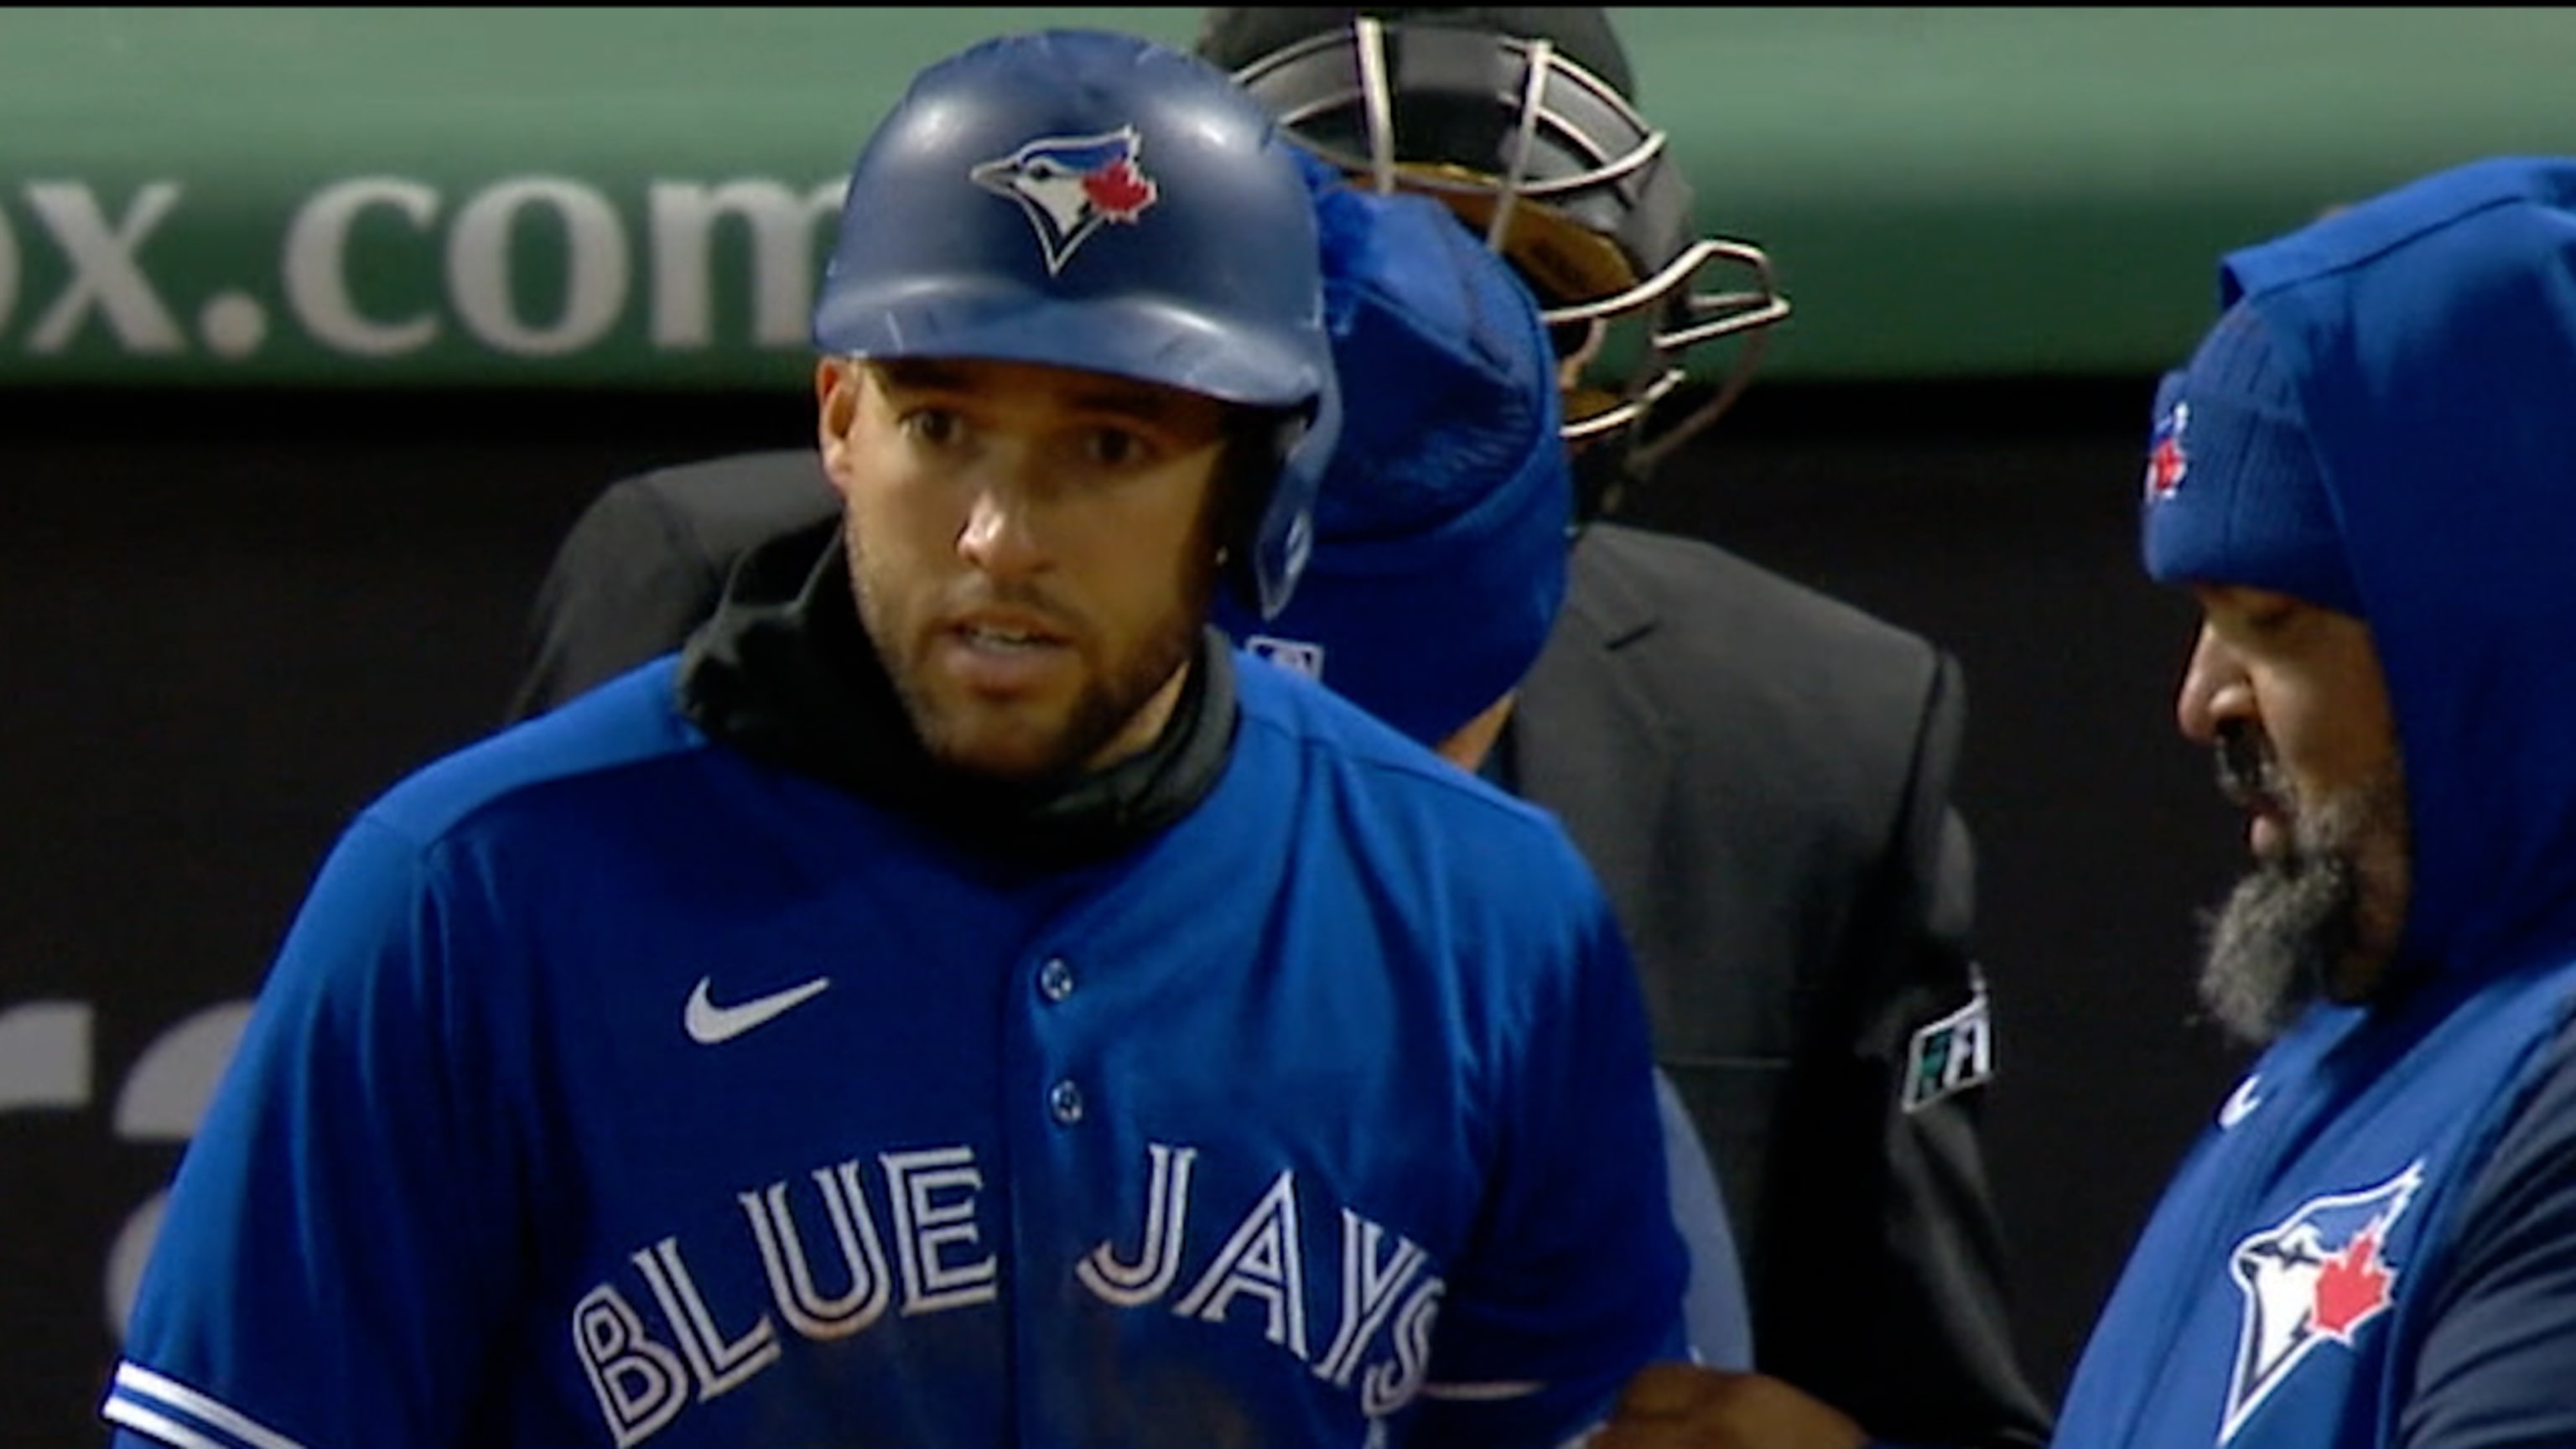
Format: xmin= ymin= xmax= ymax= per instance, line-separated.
xmin=2228 ymin=597 xmax=2306 ymax=644
xmin=2243 ymin=603 xmax=2302 ymax=636
xmin=2203 ymin=586 xmax=2311 ymax=650
xmin=1078 ymin=427 xmax=1150 ymax=470
xmin=901 ymin=408 xmax=966 ymax=449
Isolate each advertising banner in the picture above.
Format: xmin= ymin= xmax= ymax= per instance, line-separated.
xmin=2 ymin=8 xmax=2570 ymax=387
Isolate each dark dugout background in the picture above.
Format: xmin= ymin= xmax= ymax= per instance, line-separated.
xmin=1 ymin=371 xmax=2255 ymax=1446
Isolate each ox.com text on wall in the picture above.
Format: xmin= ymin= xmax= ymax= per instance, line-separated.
xmin=0 ymin=174 xmax=849 ymax=368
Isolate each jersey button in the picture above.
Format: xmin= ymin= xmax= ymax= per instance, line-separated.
xmin=1047 ymin=1079 xmax=1085 ymax=1126
xmin=1036 ymin=955 xmax=1077 ymax=1003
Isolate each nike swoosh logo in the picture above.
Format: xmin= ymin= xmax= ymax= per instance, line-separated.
xmin=2219 ymin=1073 xmax=2265 ymax=1130
xmin=684 ymin=974 xmax=831 ymax=1045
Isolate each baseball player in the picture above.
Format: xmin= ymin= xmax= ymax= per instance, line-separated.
xmin=1585 ymin=153 xmax=2576 ymax=1448
xmin=504 ymin=13 xmax=2039 ymax=1443
xmin=502 ymin=17 xmax=2029 ymax=1433
xmin=100 ymin=29 xmax=1690 ymax=1449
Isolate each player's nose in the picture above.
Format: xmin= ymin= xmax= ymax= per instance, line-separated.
xmin=2175 ymin=621 xmax=2252 ymax=747
xmin=957 ymin=480 xmax=1052 ymax=579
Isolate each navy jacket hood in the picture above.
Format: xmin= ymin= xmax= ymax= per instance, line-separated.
xmin=2218 ymin=156 xmax=2576 ymax=977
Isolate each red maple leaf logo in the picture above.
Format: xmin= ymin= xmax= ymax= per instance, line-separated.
xmin=1081 ymin=158 xmax=1158 ymax=222
xmin=2145 ymin=432 xmax=2186 ymax=500
xmin=2310 ymin=1222 xmax=2396 ymax=1340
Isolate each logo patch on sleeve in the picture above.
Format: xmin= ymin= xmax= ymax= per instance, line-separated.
xmin=1902 ymin=978 xmax=1995 ymax=1114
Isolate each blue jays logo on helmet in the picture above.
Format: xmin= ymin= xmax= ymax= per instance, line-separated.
xmin=2220 ymin=1160 xmax=2422 ymax=1442
xmin=970 ymin=127 xmax=1162 ymax=276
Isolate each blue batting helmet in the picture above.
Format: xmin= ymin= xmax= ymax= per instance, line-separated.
xmin=813 ymin=28 xmax=1343 ymax=619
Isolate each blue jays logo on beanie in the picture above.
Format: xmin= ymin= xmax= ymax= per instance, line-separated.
xmin=2143 ymin=400 xmax=2189 ymax=503
xmin=969 ymin=127 xmax=1161 ymax=275
xmin=2141 ymin=300 xmax=2362 ymax=616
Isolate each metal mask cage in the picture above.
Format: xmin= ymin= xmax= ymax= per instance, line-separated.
xmin=1232 ymin=15 xmax=1791 ymax=475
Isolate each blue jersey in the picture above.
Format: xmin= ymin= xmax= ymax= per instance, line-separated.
xmin=2059 ymin=158 xmax=2576 ymax=1449
xmin=2054 ymin=960 xmax=2576 ymax=1447
xmin=102 ymin=647 xmax=1685 ymax=1449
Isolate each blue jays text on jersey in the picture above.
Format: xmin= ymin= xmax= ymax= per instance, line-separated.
xmin=101 ymin=604 xmax=1686 ymax=1449
xmin=2056 ymin=157 xmax=2576 ymax=1449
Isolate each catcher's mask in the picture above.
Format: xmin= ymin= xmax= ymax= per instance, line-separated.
xmin=1222 ymin=12 xmax=1789 ymax=512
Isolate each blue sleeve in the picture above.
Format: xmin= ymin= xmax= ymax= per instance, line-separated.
xmin=2399 ymin=1005 xmax=2576 ymax=1446
xmin=1411 ymin=880 xmax=1691 ymax=1446
xmin=101 ymin=813 xmax=527 ymax=1449
xmin=1657 ymin=1067 xmax=1754 ymax=1371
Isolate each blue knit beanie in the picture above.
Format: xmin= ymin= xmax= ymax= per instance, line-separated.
xmin=2141 ymin=299 xmax=2361 ymax=615
xmin=1212 ymin=179 xmax=1571 ymax=749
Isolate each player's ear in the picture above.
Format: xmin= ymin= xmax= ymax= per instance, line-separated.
xmin=815 ymin=358 xmax=862 ymax=492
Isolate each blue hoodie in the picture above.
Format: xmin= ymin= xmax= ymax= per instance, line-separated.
xmin=2056 ymin=156 xmax=2576 ymax=1448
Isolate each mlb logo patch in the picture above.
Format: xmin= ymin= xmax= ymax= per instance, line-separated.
xmin=969 ymin=126 xmax=1160 ymax=275
xmin=1902 ymin=976 xmax=1995 ymax=1114
xmin=1244 ymin=634 xmax=1326 ymax=680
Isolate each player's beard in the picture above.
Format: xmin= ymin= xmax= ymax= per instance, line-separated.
xmin=2195 ymin=722 xmax=2409 ymax=1046
xmin=853 ymin=537 xmax=1218 ymax=788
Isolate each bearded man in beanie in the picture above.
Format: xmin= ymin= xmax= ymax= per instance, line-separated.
xmin=1587 ymin=153 xmax=2576 ymax=1449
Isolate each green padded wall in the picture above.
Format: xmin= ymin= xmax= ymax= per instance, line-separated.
xmin=0 ymin=7 xmax=2565 ymax=385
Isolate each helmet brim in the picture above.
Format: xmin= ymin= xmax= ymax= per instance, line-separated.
xmin=815 ymin=282 xmax=1327 ymax=414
